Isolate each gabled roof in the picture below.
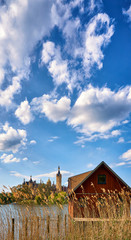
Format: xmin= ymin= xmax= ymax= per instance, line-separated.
xmin=68 ymin=170 xmax=92 ymax=190
xmin=69 ymin=161 xmax=130 ymax=194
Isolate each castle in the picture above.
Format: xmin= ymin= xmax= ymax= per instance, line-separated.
xmin=23 ymin=166 xmax=67 ymax=192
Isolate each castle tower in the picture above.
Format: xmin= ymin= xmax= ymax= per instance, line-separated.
xmin=56 ymin=166 xmax=62 ymax=192
xmin=47 ymin=178 xmax=51 ymax=187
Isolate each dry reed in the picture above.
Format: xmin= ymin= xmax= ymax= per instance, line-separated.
xmin=0 ymin=188 xmax=130 ymax=240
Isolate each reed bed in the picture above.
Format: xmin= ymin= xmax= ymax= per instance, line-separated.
xmin=0 ymin=189 xmax=130 ymax=240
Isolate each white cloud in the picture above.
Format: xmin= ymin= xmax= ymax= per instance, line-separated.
xmin=30 ymin=140 xmax=36 ymax=145
xmin=0 ymin=74 xmax=23 ymax=108
xmin=111 ymin=130 xmax=121 ymax=136
xmin=68 ymin=85 xmax=131 ymax=139
xmin=87 ymin=163 xmax=94 ymax=169
xmin=10 ymin=169 xmax=73 ymax=180
xmin=33 ymin=161 xmax=40 ymax=165
xmin=88 ymin=0 xmax=103 ymax=15
xmin=0 ymin=122 xmax=27 ymax=153
xmin=31 ymin=85 xmax=131 ymax=143
xmin=15 ymin=99 xmax=33 ymax=125
xmin=48 ymin=136 xmax=59 ymax=142
xmin=117 ymin=137 xmax=125 ymax=143
xmin=123 ymin=5 xmax=131 ymax=22
xmin=10 ymin=171 xmax=29 ymax=180
xmin=41 ymin=41 xmax=70 ymax=88
xmin=110 ymin=161 xmax=131 ymax=168
xmin=82 ymin=13 xmax=114 ymax=77
xmin=0 ymin=153 xmax=20 ymax=163
xmin=32 ymin=94 xmax=71 ymax=123
xmin=122 ymin=120 xmax=129 ymax=124
xmin=0 ymin=0 xmax=55 ymax=107
xmin=120 ymin=149 xmax=131 ymax=161
xmin=115 ymin=162 xmax=126 ymax=166
xmin=41 ymin=5 xmax=114 ymax=91
xmin=23 ymin=157 xmax=28 ymax=161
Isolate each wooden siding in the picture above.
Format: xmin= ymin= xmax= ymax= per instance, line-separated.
xmin=68 ymin=163 xmax=130 ymax=218
xmin=75 ymin=164 xmax=126 ymax=195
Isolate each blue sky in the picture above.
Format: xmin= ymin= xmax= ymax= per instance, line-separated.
xmin=0 ymin=0 xmax=131 ymax=190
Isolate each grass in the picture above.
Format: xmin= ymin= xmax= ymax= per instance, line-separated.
xmin=0 ymin=188 xmax=130 ymax=239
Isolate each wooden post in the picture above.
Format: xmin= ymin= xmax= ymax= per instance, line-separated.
xmin=25 ymin=217 xmax=28 ymax=239
xmin=12 ymin=218 xmax=14 ymax=240
xmin=57 ymin=215 xmax=60 ymax=233
xmin=64 ymin=214 xmax=67 ymax=234
xmin=68 ymin=215 xmax=72 ymax=233
xmin=31 ymin=217 xmax=33 ymax=240
xmin=47 ymin=215 xmax=50 ymax=234
xmin=37 ymin=217 xmax=39 ymax=237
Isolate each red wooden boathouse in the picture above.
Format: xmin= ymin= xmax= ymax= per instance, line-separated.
xmin=68 ymin=161 xmax=130 ymax=218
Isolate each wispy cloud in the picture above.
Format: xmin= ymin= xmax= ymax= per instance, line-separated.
xmin=82 ymin=13 xmax=114 ymax=77
xmin=48 ymin=136 xmax=59 ymax=142
xmin=120 ymin=149 xmax=131 ymax=161
xmin=88 ymin=0 xmax=103 ymax=15
xmin=10 ymin=170 xmax=73 ymax=180
xmin=117 ymin=137 xmax=125 ymax=143
xmin=86 ymin=163 xmax=95 ymax=169
xmin=30 ymin=140 xmax=36 ymax=145
xmin=23 ymin=157 xmax=28 ymax=161
xmin=33 ymin=161 xmax=40 ymax=165
xmin=123 ymin=5 xmax=131 ymax=22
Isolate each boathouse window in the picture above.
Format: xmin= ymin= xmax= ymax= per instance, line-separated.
xmin=98 ymin=175 xmax=106 ymax=184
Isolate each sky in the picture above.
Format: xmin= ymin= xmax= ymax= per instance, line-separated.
xmin=0 ymin=0 xmax=131 ymax=190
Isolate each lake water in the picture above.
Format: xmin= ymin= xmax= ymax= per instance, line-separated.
xmin=0 ymin=204 xmax=69 ymax=239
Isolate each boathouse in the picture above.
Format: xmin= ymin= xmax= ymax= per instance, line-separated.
xmin=68 ymin=161 xmax=130 ymax=218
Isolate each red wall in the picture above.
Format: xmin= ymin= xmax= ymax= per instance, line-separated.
xmin=75 ymin=164 xmax=126 ymax=195
xmin=68 ymin=164 xmax=129 ymax=218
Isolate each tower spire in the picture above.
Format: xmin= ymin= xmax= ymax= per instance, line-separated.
xmin=56 ymin=166 xmax=62 ymax=192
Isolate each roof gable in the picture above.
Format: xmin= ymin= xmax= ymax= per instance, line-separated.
xmin=68 ymin=170 xmax=92 ymax=190
xmin=70 ymin=161 xmax=130 ymax=193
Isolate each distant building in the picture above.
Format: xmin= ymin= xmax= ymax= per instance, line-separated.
xmin=56 ymin=166 xmax=62 ymax=192
xmin=23 ymin=176 xmax=38 ymax=188
xmin=22 ymin=166 xmax=68 ymax=192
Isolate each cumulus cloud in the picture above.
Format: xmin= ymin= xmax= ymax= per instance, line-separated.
xmin=41 ymin=41 xmax=70 ymax=88
xmin=0 ymin=0 xmax=55 ymax=107
xmin=31 ymin=85 xmax=131 ymax=142
xmin=68 ymin=85 xmax=131 ymax=139
xmin=82 ymin=13 xmax=114 ymax=77
xmin=123 ymin=5 xmax=131 ymax=22
xmin=0 ymin=153 xmax=20 ymax=163
xmin=31 ymin=94 xmax=71 ymax=123
xmin=0 ymin=122 xmax=27 ymax=153
xmin=120 ymin=149 xmax=131 ymax=161
xmin=15 ymin=99 xmax=33 ymax=125
xmin=10 ymin=169 xmax=73 ymax=180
